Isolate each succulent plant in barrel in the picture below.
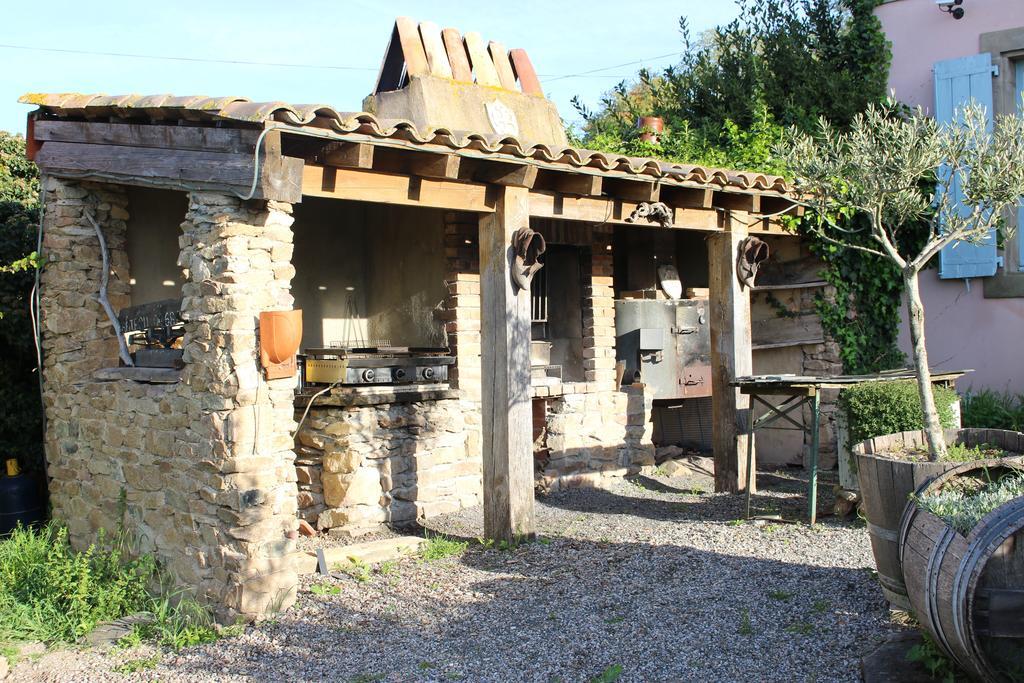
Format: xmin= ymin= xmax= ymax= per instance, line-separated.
xmin=779 ymin=98 xmax=1024 ymax=461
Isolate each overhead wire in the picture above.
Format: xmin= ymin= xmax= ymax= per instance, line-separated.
xmin=0 ymin=42 xmax=683 ymax=81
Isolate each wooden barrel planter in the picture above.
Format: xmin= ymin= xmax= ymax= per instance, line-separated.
xmin=854 ymin=428 xmax=1024 ymax=610
xmin=899 ymin=459 xmax=1024 ymax=683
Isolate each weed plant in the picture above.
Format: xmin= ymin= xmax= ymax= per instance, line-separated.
xmin=0 ymin=523 xmax=226 ymax=649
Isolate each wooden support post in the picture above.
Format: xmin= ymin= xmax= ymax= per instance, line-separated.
xmin=479 ymin=185 xmax=536 ymax=542
xmin=708 ymin=210 xmax=754 ymax=493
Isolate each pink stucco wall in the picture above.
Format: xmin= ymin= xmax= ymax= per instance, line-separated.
xmin=876 ymin=0 xmax=1024 ymax=392
xmin=877 ymin=0 xmax=1024 ymax=110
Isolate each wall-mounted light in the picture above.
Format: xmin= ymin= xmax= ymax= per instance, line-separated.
xmin=937 ymin=0 xmax=965 ymax=20
xmin=161 ymin=280 xmax=176 ymax=287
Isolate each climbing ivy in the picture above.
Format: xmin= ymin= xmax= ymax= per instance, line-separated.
xmin=572 ymin=0 xmax=915 ymax=373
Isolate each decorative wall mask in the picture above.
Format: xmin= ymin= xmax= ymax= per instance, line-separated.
xmin=510 ymin=226 xmax=546 ymax=292
xmin=736 ymin=236 xmax=770 ymax=290
xmin=625 ymin=201 xmax=672 ymax=228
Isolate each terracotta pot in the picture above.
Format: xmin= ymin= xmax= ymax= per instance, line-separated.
xmin=260 ymin=310 xmax=302 ymax=378
xmin=637 ymin=116 xmax=664 ymax=143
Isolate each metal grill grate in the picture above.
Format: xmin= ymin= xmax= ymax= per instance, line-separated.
xmin=653 ymin=398 xmax=713 ymax=451
xmin=530 ymin=263 xmax=547 ymax=323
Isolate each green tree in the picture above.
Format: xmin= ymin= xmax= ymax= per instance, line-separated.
xmin=571 ymin=0 xmax=909 ymax=374
xmin=782 ymin=101 xmax=1024 ymax=459
xmin=0 ymin=132 xmax=43 ymax=473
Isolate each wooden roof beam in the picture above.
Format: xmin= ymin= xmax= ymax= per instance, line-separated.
xmin=471 ymin=159 xmax=538 ymax=188
xmin=302 ymin=164 xmax=495 ymax=212
xmin=322 ymin=142 xmax=374 ymax=169
xmin=714 ymin=191 xmax=761 ymax=214
xmin=407 ymin=151 xmax=462 ymax=180
xmin=552 ymin=173 xmax=602 ymax=197
xmin=662 ymin=186 xmax=713 ymax=209
xmin=603 ymin=177 xmax=660 ymax=203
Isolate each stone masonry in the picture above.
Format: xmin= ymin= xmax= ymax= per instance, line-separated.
xmin=800 ymin=285 xmax=843 ymax=469
xmin=294 ymin=393 xmax=479 ymax=535
xmin=41 ymin=179 xmax=303 ymax=623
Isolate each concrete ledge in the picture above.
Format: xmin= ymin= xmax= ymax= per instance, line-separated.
xmin=304 ymin=536 xmax=428 ymax=575
xmin=296 ymin=385 xmax=459 ymax=408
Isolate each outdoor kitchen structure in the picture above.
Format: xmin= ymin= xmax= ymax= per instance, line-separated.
xmin=22 ymin=18 xmax=838 ymax=621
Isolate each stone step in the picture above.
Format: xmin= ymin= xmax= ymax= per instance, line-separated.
xmin=299 ymin=535 xmax=427 ymax=575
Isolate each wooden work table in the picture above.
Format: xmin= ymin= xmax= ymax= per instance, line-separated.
xmin=731 ymin=369 xmax=969 ymax=524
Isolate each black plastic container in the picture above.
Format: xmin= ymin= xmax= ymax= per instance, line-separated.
xmin=0 ymin=460 xmax=45 ymax=535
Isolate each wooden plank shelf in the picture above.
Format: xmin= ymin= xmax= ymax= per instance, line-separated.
xmin=752 ymin=280 xmax=828 ymax=292
xmin=752 ymin=337 xmax=826 ymax=351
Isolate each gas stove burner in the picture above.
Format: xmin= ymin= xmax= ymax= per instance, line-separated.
xmin=300 ymin=346 xmax=454 ymax=387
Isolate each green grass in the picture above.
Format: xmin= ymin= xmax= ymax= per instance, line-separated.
xmin=113 ymin=652 xmax=160 ymax=674
xmin=737 ymin=609 xmax=754 ymax=636
xmin=785 ymin=621 xmax=814 ymax=635
xmin=334 ymin=558 xmax=372 ymax=583
xmin=591 ymin=664 xmax=623 ymax=683
xmin=811 ymin=600 xmax=831 ymax=613
xmin=0 ymin=523 xmax=225 ymax=650
xmin=310 ymin=583 xmax=342 ymax=596
xmin=421 ymin=534 xmax=469 ymax=561
xmin=768 ymin=589 xmax=793 ymax=602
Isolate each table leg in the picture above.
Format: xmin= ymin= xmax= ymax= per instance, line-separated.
xmin=745 ymin=398 xmax=756 ymax=519
xmin=808 ymin=390 xmax=821 ymax=525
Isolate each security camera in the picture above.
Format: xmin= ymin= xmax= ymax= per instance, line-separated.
xmin=937 ymin=0 xmax=965 ymax=19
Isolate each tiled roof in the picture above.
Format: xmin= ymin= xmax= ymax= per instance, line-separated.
xmin=19 ymin=92 xmax=792 ymax=194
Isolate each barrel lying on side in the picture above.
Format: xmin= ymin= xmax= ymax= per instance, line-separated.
xmin=899 ymin=459 xmax=1024 ymax=683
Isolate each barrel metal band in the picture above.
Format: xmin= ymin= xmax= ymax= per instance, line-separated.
xmin=953 ymin=495 xmax=1024 ymax=681
xmin=929 ymin=528 xmax=959 ymax=662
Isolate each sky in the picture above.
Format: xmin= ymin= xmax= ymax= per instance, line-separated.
xmin=0 ymin=1 xmax=740 ymax=136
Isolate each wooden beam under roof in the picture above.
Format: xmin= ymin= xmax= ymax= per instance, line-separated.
xmin=407 ymin=152 xmax=462 ymax=180
xmin=602 ymin=177 xmax=660 ymax=203
xmin=302 ymin=164 xmax=496 ymax=212
xmin=322 ymin=142 xmax=374 ymax=169
xmin=470 ymin=160 xmax=538 ymax=188
xmin=662 ymin=185 xmax=714 ymax=209
xmin=33 ymin=135 xmax=302 ymax=203
xmin=32 ymin=120 xmax=261 ymax=153
xmin=551 ymin=173 xmax=602 ymax=197
xmin=714 ymin=191 xmax=761 ymax=214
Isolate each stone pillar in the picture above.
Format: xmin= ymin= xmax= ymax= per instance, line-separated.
xmin=177 ymin=192 xmax=300 ymax=622
xmin=583 ymin=226 xmax=617 ymax=388
xmin=39 ymin=177 xmax=131 ymax=538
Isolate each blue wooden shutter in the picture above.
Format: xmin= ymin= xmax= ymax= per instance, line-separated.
xmin=934 ymin=53 xmax=998 ymax=279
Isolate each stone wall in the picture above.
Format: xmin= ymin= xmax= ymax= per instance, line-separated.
xmin=800 ymin=286 xmax=844 ymax=469
xmin=41 ymin=179 xmax=303 ymax=623
xmin=294 ymin=392 xmax=479 ymax=535
xmin=534 ymin=384 xmax=655 ymax=491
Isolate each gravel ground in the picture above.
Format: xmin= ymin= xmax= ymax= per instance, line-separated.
xmin=8 ymin=469 xmax=902 ymax=683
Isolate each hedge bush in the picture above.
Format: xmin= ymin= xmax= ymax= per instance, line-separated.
xmin=839 ymin=380 xmax=958 ymax=445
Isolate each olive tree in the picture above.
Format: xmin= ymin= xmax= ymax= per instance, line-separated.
xmin=780 ymin=99 xmax=1024 ymax=460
